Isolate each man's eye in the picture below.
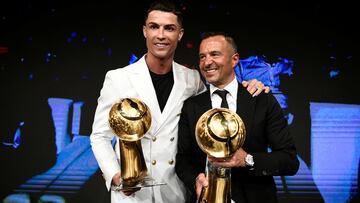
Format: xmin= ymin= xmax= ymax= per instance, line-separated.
xmin=149 ymin=25 xmax=158 ymax=29
xmin=211 ymin=53 xmax=220 ymax=57
xmin=165 ymin=27 xmax=175 ymax=31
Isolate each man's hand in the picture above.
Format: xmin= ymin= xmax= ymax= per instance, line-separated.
xmin=121 ymin=188 xmax=141 ymax=196
xmin=195 ymin=173 xmax=208 ymax=200
xmin=242 ymin=79 xmax=270 ymax=97
xmin=208 ymin=148 xmax=248 ymax=168
xmin=112 ymin=172 xmax=122 ymax=186
xmin=111 ymin=172 xmax=140 ymax=196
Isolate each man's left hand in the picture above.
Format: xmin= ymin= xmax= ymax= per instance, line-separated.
xmin=208 ymin=148 xmax=248 ymax=168
xmin=242 ymin=79 xmax=270 ymax=97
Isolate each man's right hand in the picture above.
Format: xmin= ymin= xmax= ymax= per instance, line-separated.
xmin=195 ymin=173 xmax=208 ymax=199
xmin=122 ymin=188 xmax=141 ymax=196
xmin=111 ymin=172 xmax=140 ymax=196
xmin=112 ymin=172 xmax=122 ymax=186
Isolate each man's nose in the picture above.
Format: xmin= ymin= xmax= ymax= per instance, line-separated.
xmin=157 ymin=27 xmax=165 ymax=39
xmin=204 ymin=56 xmax=213 ymax=66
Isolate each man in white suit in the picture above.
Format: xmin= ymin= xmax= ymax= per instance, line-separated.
xmin=90 ymin=1 xmax=267 ymax=202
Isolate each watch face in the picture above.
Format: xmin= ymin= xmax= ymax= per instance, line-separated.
xmin=246 ymin=154 xmax=254 ymax=166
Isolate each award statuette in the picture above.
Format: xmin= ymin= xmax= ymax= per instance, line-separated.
xmin=108 ymin=98 xmax=165 ymax=191
xmin=195 ymin=108 xmax=246 ymax=203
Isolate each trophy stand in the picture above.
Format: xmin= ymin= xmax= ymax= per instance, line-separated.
xmin=198 ymin=161 xmax=231 ymax=203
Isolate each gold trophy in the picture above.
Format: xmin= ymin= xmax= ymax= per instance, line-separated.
xmin=195 ymin=108 xmax=246 ymax=203
xmin=108 ymin=98 xmax=165 ymax=190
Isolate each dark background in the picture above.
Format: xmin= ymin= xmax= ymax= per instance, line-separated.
xmin=0 ymin=0 xmax=358 ymax=201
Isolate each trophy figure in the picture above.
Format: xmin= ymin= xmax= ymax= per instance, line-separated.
xmin=108 ymin=98 xmax=164 ymax=190
xmin=195 ymin=108 xmax=246 ymax=203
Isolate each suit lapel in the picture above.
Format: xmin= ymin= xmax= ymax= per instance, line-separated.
xmin=192 ymin=90 xmax=212 ymax=121
xmin=198 ymin=90 xmax=212 ymax=113
xmin=128 ymin=56 xmax=161 ymax=134
xmin=236 ymin=84 xmax=255 ymax=142
xmin=155 ymin=62 xmax=187 ymax=133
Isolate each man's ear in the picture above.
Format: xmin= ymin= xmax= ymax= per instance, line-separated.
xmin=232 ymin=53 xmax=240 ymax=69
xmin=178 ymin=28 xmax=184 ymax=41
xmin=143 ymin=25 xmax=147 ymax=38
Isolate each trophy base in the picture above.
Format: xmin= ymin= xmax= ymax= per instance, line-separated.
xmin=111 ymin=177 xmax=166 ymax=191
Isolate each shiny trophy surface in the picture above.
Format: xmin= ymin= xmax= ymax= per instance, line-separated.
xmin=109 ymin=98 xmax=164 ymax=190
xmin=195 ymin=108 xmax=246 ymax=203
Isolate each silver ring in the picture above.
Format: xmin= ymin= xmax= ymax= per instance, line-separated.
xmin=111 ymin=177 xmax=123 ymax=191
xmin=111 ymin=184 xmax=123 ymax=191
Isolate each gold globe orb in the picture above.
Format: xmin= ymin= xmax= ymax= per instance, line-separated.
xmin=195 ymin=108 xmax=246 ymax=158
xmin=109 ymin=98 xmax=151 ymax=142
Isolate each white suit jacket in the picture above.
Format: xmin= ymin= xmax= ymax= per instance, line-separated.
xmin=90 ymin=55 xmax=205 ymax=203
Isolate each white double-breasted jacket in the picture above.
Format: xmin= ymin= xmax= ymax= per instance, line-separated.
xmin=90 ymin=55 xmax=205 ymax=203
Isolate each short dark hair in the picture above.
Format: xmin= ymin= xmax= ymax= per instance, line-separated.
xmin=200 ymin=32 xmax=238 ymax=53
xmin=145 ymin=0 xmax=183 ymax=27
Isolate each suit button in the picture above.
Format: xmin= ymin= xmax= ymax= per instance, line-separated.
xmin=152 ymin=137 xmax=157 ymax=142
xmin=170 ymin=137 xmax=175 ymax=142
xmin=152 ymin=160 xmax=157 ymax=165
xmin=168 ymin=159 xmax=174 ymax=165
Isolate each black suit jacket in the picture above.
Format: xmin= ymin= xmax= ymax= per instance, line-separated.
xmin=175 ymin=84 xmax=299 ymax=203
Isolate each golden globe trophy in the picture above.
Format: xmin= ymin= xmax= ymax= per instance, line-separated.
xmin=108 ymin=98 xmax=165 ymax=191
xmin=195 ymin=108 xmax=246 ymax=203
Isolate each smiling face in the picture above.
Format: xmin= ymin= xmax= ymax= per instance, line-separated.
xmin=199 ymin=35 xmax=239 ymax=89
xmin=143 ymin=10 xmax=184 ymax=62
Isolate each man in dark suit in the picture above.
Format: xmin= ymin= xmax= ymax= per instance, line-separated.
xmin=175 ymin=32 xmax=300 ymax=203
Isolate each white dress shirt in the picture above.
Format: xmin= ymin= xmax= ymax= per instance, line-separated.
xmin=209 ymin=77 xmax=238 ymax=112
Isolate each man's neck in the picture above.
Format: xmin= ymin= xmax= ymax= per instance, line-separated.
xmin=213 ymin=75 xmax=236 ymax=89
xmin=210 ymin=76 xmax=237 ymax=90
xmin=145 ymin=54 xmax=173 ymax=74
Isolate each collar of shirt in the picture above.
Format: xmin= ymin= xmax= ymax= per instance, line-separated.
xmin=209 ymin=78 xmax=238 ymax=112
